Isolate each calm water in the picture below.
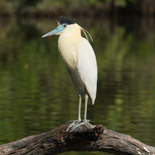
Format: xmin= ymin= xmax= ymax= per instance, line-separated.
xmin=0 ymin=17 xmax=155 ymax=154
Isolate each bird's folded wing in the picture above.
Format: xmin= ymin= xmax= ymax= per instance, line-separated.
xmin=77 ymin=38 xmax=97 ymax=104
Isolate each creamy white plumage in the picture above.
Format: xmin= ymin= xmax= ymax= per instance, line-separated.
xmin=42 ymin=16 xmax=97 ymax=131
xmin=58 ymin=24 xmax=80 ymax=68
xmin=78 ymin=37 xmax=97 ymax=104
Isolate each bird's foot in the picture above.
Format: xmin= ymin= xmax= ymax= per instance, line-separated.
xmin=66 ymin=120 xmax=81 ymax=132
xmin=66 ymin=120 xmax=90 ymax=132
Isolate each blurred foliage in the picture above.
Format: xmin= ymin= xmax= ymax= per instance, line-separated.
xmin=0 ymin=16 xmax=155 ymax=154
xmin=0 ymin=0 xmax=155 ymax=16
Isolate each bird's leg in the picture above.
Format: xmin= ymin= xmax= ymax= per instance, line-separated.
xmin=84 ymin=94 xmax=88 ymax=122
xmin=67 ymin=95 xmax=90 ymax=132
xmin=84 ymin=94 xmax=89 ymax=123
xmin=66 ymin=95 xmax=82 ymax=131
xmin=78 ymin=95 xmax=82 ymax=122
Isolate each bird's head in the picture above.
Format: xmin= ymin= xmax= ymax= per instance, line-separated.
xmin=42 ymin=16 xmax=77 ymax=38
xmin=42 ymin=16 xmax=93 ymax=41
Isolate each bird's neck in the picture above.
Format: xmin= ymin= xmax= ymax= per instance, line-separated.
xmin=58 ymin=30 xmax=81 ymax=69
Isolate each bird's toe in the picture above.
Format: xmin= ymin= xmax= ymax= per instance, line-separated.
xmin=66 ymin=120 xmax=90 ymax=132
xmin=66 ymin=120 xmax=81 ymax=131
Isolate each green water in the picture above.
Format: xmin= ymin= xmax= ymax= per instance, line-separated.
xmin=0 ymin=17 xmax=155 ymax=154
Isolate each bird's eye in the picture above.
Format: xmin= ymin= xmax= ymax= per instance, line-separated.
xmin=63 ymin=24 xmax=67 ymax=28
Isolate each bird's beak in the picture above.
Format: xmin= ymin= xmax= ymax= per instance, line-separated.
xmin=42 ymin=24 xmax=66 ymax=38
xmin=42 ymin=28 xmax=58 ymax=38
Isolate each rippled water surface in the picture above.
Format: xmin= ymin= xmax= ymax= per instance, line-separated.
xmin=0 ymin=17 xmax=155 ymax=154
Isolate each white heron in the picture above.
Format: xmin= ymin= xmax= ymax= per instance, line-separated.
xmin=42 ymin=16 xmax=97 ymax=131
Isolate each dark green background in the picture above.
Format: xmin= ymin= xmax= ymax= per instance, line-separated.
xmin=0 ymin=6 xmax=155 ymax=154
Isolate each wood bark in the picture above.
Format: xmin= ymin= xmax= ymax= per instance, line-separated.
xmin=0 ymin=122 xmax=155 ymax=155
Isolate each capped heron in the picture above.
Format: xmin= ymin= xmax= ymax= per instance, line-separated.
xmin=42 ymin=16 xmax=97 ymax=131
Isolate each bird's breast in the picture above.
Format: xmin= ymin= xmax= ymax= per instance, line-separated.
xmin=58 ymin=34 xmax=80 ymax=69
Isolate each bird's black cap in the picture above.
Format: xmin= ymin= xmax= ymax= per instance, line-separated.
xmin=58 ymin=16 xmax=75 ymax=25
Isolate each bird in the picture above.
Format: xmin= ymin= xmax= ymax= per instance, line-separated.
xmin=42 ymin=16 xmax=97 ymax=131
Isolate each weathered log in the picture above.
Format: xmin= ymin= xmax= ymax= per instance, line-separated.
xmin=0 ymin=122 xmax=155 ymax=155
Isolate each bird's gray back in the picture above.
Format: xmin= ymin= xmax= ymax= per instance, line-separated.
xmin=67 ymin=67 xmax=87 ymax=98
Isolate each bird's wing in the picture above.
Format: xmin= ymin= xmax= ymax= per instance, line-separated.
xmin=77 ymin=37 xmax=97 ymax=104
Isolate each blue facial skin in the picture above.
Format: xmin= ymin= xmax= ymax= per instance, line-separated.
xmin=42 ymin=24 xmax=67 ymax=38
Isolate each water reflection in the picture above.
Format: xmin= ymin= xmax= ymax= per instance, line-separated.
xmin=0 ymin=17 xmax=155 ymax=154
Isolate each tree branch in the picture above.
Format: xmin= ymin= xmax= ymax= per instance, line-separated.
xmin=0 ymin=122 xmax=155 ymax=155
